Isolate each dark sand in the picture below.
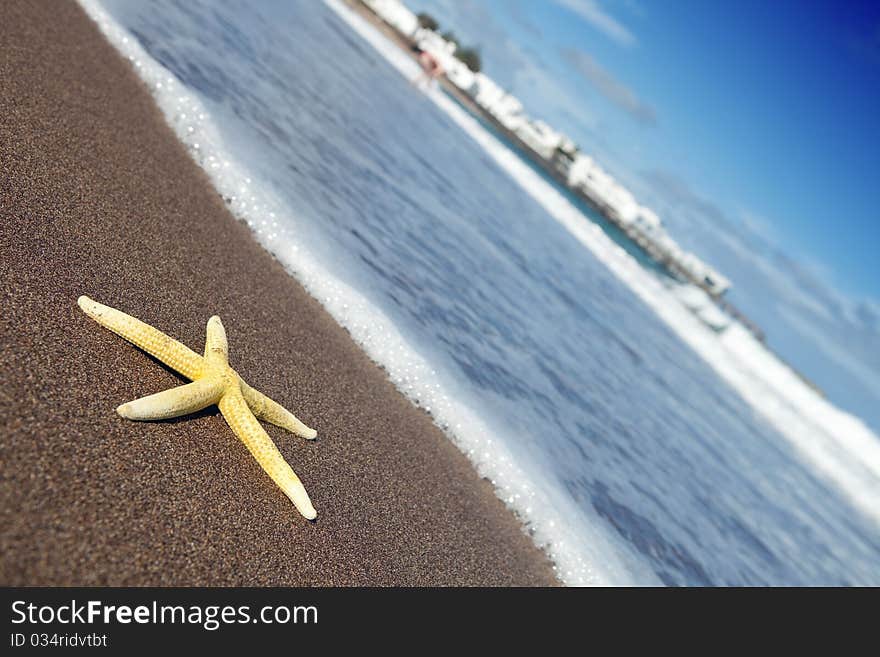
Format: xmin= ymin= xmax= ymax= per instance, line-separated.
xmin=0 ymin=1 xmax=558 ymax=586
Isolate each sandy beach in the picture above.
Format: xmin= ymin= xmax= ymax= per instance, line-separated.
xmin=0 ymin=0 xmax=558 ymax=586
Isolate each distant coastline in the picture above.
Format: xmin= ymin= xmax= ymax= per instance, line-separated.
xmin=348 ymin=4 xmax=752 ymax=315
xmin=344 ymin=0 xmax=839 ymax=397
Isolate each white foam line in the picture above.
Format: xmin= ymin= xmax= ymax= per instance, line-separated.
xmin=321 ymin=0 xmax=880 ymax=527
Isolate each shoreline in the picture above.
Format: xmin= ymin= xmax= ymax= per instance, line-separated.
xmin=0 ymin=0 xmax=559 ymax=586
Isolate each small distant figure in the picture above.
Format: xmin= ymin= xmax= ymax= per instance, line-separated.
xmin=411 ymin=46 xmax=444 ymax=90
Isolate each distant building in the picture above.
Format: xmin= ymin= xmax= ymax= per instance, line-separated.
xmin=364 ymin=0 xmax=419 ymax=37
xmin=415 ymin=28 xmax=457 ymax=56
xmin=567 ymin=153 xmax=594 ymax=188
xmin=470 ymin=73 xmax=505 ymax=108
xmin=677 ymin=253 xmax=730 ymax=296
xmin=571 ymin=157 xmax=641 ymax=226
xmin=653 ymin=233 xmax=682 ymax=261
xmin=551 ymin=138 xmax=578 ymax=177
xmin=604 ymin=185 xmax=639 ymax=225
xmin=699 ymin=265 xmax=731 ymax=296
xmin=444 ymin=59 xmax=477 ymax=93
xmin=466 ymin=75 xmax=527 ymax=129
xmin=634 ymin=207 xmax=661 ymax=232
xmin=514 ymin=120 xmax=562 ymax=159
xmin=493 ymin=95 xmax=525 ymax=130
xmin=577 ymin=162 xmax=616 ymax=207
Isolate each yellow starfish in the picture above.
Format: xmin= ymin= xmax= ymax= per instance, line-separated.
xmin=77 ymin=296 xmax=318 ymax=520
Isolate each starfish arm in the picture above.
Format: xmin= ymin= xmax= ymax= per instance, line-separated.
xmin=240 ymin=379 xmax=318 ymax=440
xmin=78 ymin=296 xmax=204 ymax=380
xmin=219 ymin=385 xmax=317 ymax=520
xmin=204 ymin=316 xmax=229 ymax=367
xmin=117 ymin=376 xmax=224 ymax=421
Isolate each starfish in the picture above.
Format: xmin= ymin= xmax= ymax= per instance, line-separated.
xmin=77 ymin=295 xmax=318 ymax=520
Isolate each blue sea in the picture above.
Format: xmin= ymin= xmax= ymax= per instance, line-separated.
xmin=83 ymin=0 xmax=880 ymax=585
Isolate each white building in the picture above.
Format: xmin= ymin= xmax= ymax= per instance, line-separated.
xmin=467 ymin=74 xmax=526 ymax=129
xmin=676 ymin=253 xmax=730 ymax=296
xmin=514 ymin=120 xmax=562 ymax=159
xmin=444 ymin=59 xmax=476 ymax=93
xmin=634 ymin=207 xmax=662 ymax=232
xmin=578 ymin=164 xmax=616 ymax=207
xmin=415 ymin=28 xmax=457 ymax=57
xmin=603 ymin=184 xmax=639 ymax=225
xmin=493 ymin=95 xmax=525 ymax=130
xmin=567 ymin=153 xmax=595 ymax=187
xmin=364 ymin=0 xmax=420 ymax=37
xmin=552 ymin=137 xmax=579 ymax=176
xmin=653 ymin=233 xmax=683 ymax=261
xmin=699 ymin=265 xmax=731 ymax=296
xmin=558 ymin=135 xmax=577 ymax=155
xmin=471 ymin=73 xmax=505 ymax=109
xmin=565 ymin=152 xmax=632 ymax=218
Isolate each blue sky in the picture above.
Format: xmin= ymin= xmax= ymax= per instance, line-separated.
xmin=406 ymin=0 xmax=880 ymax=300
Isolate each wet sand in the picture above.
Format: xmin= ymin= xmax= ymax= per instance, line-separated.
xmin=0 ymin=0 xmax=559 ymax=586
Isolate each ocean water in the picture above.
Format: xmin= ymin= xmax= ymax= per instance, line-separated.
xmin=81 ymin=0 xmax=880 ymax=585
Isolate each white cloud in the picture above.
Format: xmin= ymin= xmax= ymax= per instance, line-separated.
xmin=561 ymin=48 xmax=656 ymax=124
xmin=552 ymin=0 xmax=637 ymax=47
